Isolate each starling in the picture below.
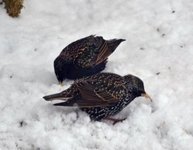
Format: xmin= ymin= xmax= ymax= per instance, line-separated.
xmin=43 ymin=73 xmax=152 ymax=124
xmin=54 ymin=35 xmax=125 ymax=83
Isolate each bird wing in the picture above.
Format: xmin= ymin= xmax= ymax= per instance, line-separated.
xmin=93 ymin=38 xmax=125 ymax=65
xmin=75 ymin=36 xmax=106 ymax=68
xmin=94 ymin=41 xmax=112 ymax=65
xmin=60 ymin=35 xmax=121 ymax=68
xmin=59 ymin=35 xmax=95 ymax=62
xmin=76 ymin=37 xmax=117 ymax=68
xmin=74 ymin=75 xmax=127 ymax=107
xmin=78 ymin=38 xmax=125 ymax=67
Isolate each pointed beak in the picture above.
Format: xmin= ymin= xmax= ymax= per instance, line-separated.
xmin=141 ymin=93 xmax=152 ymax=102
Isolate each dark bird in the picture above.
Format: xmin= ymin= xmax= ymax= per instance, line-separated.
xmin=54 ymin=35 xmax=125 ymax=84
xmin=43 ymin=73 xmax=152 ymax=124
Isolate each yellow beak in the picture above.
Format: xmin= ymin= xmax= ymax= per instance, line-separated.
xmin=141 ymin=93 xmax=152 ymax=102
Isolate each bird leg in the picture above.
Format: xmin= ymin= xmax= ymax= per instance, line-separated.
xmin=104 ymin=117 xmax=127 ymax=125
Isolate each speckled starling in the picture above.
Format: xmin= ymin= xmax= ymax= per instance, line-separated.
xmin=54 ymin=35 xmax=125 ymax=83
xmin=43 ymin=73 xmax=152 ymax=124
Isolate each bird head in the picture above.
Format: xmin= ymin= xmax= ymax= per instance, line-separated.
xmin=54 ymin=56 xmax=68 ymax=84
xmin=124 ymin=74 xmax=152 ymax=101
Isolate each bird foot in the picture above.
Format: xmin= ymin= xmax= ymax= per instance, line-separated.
xmin=104 ymin=117 xmax=127 ymax=125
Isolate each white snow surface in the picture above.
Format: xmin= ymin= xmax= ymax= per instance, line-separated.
xmin=1 ymin=0 xmax=193 ymax=149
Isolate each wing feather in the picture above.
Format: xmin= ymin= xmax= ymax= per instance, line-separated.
xmin=74 ymin=76 xmax=127 ymax=107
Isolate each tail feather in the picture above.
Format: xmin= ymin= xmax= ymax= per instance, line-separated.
xmin=107 ymin=39 xmax=125 ymax=52
xmin=43 ymin=85 xmax=77 ymax=101
xmin=53 ymin=101 xmax=76 ymax=107
xmin=43 ymin=92 xmax=72 ymax=101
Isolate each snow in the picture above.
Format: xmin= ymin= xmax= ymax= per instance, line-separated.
xmin=1 ymin=0 xmax=193 ymax=149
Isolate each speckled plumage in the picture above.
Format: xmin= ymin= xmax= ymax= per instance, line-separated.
xmin=43 ymin=73 xmax=149 ymax=122
xmin=54 ymin=35 xmax=125 ymax=83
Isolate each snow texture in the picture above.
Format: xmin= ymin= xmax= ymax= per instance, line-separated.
xmin=0 ymin=0 xmax=193 ymax=149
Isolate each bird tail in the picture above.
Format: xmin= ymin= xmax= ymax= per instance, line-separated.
xmin=107 ymin=39 xmax=125 ymax=52
xmin=43 ymin=92 xmax=72 ymax=101
xmin=53 ymin=101 xmax=75 ymax=107
xmin=43 ymin=91 xmax=77 ymax=107
xmin=43 ymin=85 xmax=77 ymax=101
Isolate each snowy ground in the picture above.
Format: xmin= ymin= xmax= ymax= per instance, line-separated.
xmin=1 ymin=0 xmax=193 ymax=149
